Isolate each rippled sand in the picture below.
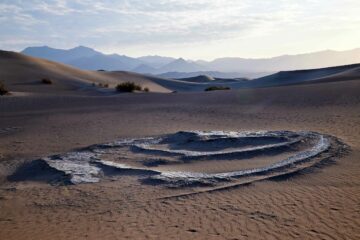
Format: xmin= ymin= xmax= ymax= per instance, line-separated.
xmin=1 ymin=80 xmax=360 ymax=240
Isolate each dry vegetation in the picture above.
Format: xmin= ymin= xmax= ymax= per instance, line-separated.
xmin=41 ymin=78 xmax=53 ymax=84
xmin=205 ymin=86 xmax=230 ymax=91
xmin=98 ymin=83 xmax=109 ymax=88
xmin=116 ymin=82 xmax=149 ymax=92
xmin=0 ymin=81 xmax=9 ymax=95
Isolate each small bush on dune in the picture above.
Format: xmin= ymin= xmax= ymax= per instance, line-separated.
xmin=41 ymin=78 xmax=53 ymax=84
xmin=97 ymin=83 xmax=109 ymax=88
xmin=143 ymin=87 xmax=149 ymax=92
xmin=0 ymin=81 xmax=9 ymax=95
xmin=205 ymin=86 xmax=230 ymax=91
xmin=116 ymin=82 xmax=143 ymax=92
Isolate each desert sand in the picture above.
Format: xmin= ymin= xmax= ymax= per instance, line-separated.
xmin=0 ymin=51 xmax=359 ymax=240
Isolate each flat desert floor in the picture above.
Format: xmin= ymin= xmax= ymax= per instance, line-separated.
xmin=1 ymin=80 xmax=360 ymax=239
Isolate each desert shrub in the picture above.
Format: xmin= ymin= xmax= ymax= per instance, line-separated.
xmin=41 ymin=78 xmax=53 ymax=84
xmin=0 ymin=81 xmax=9 ymax=95
xmin=143 ymin=87 xmax=149 ymax=92
xmin=116 ymin=82 xmax=142 ymax=92
xmin=205 ymin=86 xmax=230 ymax=91
xmin=97 ymin=83 xmax=109 ymax=88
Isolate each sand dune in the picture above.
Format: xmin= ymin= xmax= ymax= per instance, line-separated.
xmin=1 ymin=50 xmax=359 ymax=96
xmin=1 ymin=49 xmax=360 ymax=240
xmin=249 ymin=63 xmax=360 ymax=87
xmin=0 ymin=50 xmax=171 ymax=94
xmin=159 ymin=64 xmax=360 ymax=91
xmin=176 ymin=75 xmax=215 ymax=83
xmin=0 ymin=50 xmax=243 ymax=94
xmin=0 ymin=78 xmax=359 ymax=239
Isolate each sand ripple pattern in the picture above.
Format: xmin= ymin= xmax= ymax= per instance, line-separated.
xmin=41 ymin=131 xmax=344 ymax=187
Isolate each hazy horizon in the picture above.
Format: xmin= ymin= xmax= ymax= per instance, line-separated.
xmin=20 ymin=45 xmax=360 ymax=62
xmin=1 ymin=0 xmax=360 ymax=60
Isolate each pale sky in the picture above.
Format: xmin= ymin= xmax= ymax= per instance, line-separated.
xmin=1 ymin=0 xmax=360 ymax=60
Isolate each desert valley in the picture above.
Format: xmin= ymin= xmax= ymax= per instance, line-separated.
xmin=1 ymin=1 xmax=360 ymax=239
xmin=0 ymin=47 xmax=359 ymax=239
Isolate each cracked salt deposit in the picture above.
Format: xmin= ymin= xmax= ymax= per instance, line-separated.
xmin=40 ymin=131 xmax=345 ymax=187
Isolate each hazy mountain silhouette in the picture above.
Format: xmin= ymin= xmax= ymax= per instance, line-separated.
xmin=156 ymin=58 xmax=206 ymax=73
xmin=137 ymin=55 xmax=176 ymax=68
xmin=22 ymin=46 xmax=101 ymax=63
xmin=202 ymin=49 xmax=360 ymax=72
xmin=132 ymin=64 xmax=158 ymax=74
xmin=67 ymin=54 xmax=143 ymax=71
xmin=21 ymin=46 xmax=360 ymax=76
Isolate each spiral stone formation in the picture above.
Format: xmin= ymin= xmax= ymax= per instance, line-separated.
xmin=41 ymin=131 xmax=346 ymax=188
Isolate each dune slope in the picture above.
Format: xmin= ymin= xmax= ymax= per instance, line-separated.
xmin=0 ymin=50 xmax=171 ymax=94
xmin=0 ymin=78 xmax=359 ymax=240
xmin=2 ymin=50 xmax=359 ymax=95
xmin=249 ymin=63 xmax=360 ymax=87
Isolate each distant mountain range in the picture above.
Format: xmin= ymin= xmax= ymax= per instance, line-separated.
xmin=21 ymin=46 xmax=360 ymax=79
xmin=2 ymin=49 xmax=360 ymax=94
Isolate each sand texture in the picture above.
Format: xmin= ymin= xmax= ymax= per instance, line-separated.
xmin=0 ymin=52 xmax=360 ymax=239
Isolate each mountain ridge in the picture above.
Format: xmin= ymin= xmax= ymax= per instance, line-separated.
xmin=20 ymin=46 xmax=360 ymax=76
